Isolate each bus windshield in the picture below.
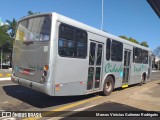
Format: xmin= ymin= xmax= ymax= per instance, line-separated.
xmin=15 ymin=15 xmax=51 ymax=41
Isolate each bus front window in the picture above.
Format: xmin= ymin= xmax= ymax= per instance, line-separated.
xmin=15 ymin=15 xmax=51 ymax=41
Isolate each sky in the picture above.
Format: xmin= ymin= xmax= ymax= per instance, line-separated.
xmin=0 ymin=0 xmax=159 ymax=51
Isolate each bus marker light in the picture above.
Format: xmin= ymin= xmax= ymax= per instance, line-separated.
xmin=80 ymin=81 xmax=85 ymax=84
xmin=55 ymin=84 xmax=60 ymax=87
xmin=95 ymin=80 xmax=100 ymax=82
xmin=122 ymin=84 xmax=128 ymax=88
xmin=44 ymin=65 xmax=49 ymax=71
xmin=55 ymin=87 xmax=60 ymax=91
xmin=55 ymin=84 xmax=60 ymax=91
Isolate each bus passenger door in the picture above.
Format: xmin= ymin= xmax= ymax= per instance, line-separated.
xmin=87 ymin=41 xmax=104 ymax=91
xmin=122 ymin=49 xmax=131 ymax=85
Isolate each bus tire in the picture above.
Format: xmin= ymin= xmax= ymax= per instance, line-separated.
xmin=102 ymin=76 xmax=114 ymax=96
xmin=139 ymin=73 xmax=145 ymax=86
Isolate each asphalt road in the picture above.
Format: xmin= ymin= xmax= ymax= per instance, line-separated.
xmin=0 ymin=72 xmax=159 ymax=120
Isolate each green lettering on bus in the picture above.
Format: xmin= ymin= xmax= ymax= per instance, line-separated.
xmin=105 ymin=63 xmax=123 ymax=73
xmin=134 ymin=64 xmax=147 ymax=72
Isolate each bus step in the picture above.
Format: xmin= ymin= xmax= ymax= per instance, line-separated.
xmin=122 ymin=84 xmax=128 ymax=88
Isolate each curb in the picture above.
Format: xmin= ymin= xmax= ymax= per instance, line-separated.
xmin=0 ymin=77 xmax=11 ymax=81
xmin=0 ymin=73 xmax=11 ymax=78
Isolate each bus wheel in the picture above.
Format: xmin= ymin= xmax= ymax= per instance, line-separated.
xmin=139 ymin=74 xmax=145 ymax=86
xmin=102 ymin=76 xmax=114 ymax=96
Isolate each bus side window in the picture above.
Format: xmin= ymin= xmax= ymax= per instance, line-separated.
xmin=76 ymin=29 xmax=87 ymax=58
xmin=134 ymin=47 xmax=142 ymax=63
xmin=134 ymin=47 xmax=138 ymax=63
xmin=59 ymin=24 xmax=75 ymax=57
xmin=142 ymin=50 xmax=148 ymax=64
xmin=111 ymin=40 xmax=123 ymax=61
xmin=58 ymin=24 xmax=87 ymax=58
xmin=138 ymin=48 xmax=143 ymax=63
xmin=106 ymin=38 xmax=111 ymax=61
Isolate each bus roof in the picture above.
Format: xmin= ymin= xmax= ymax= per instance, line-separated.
xmin=19 ymin=12 xmax=151 ymax=52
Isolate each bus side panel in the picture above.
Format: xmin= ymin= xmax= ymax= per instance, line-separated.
xmin=131 ymin=63 xmax=140 ymax=84
xmin=54 ymin=57 xmax=88 ymax=96
xmin=54 ymin=82 xmax=86 ymax=96
xmin=130 ymin=63 xmax=149 ymax=84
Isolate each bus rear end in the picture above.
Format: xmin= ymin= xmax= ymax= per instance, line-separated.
xmin=11 ymin=14 xmax=53 ymax=95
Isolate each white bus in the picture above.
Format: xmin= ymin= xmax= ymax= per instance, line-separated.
xmin=11 ymin=12 xmax=152 ymax=96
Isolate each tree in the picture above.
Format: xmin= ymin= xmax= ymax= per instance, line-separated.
xmin=6 ymin=18 xmax=17 ymax=38
xmin=0 ymin=25 xmax=12 ymax=49
xmin=128 ymin=37 xmax=139 ymax=44
xmin=0 ymin=24 xmax=9 ymax=33
xmin=119 ymin=36 xmax=129 ymax=40
xmin=119 ymin=36 xmax=139 ymax=44
xmin=0 ymin=25 xmax=13 ymax=67
xmin=140 ymin=41 xmax=149 ymax=47
xmin=27 ymin=10 xmax=39 ymax=16
xmin=119 ymin=35 xmax=149 ymax=47
xmin=28 ymin=10 xmax=34 ymax=15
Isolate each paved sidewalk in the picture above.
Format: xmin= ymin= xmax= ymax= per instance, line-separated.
xmin=0 ymin=77 xmax=11 ymax=81
xmin=152 ymin=70 xmax=160 ymax=72
xmin=0 ymin=68 xmax=12 ymax=78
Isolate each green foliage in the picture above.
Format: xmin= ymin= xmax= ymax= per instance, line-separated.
xmin=0 ymin=25 xmax=13 ymax=52
xmin=28 ymin=11 xmax=34 ymax=15
xmin=119 ymin=36 xmax=129 ymax=40
xmin=0 ymin=24 xmax=9 ymax=33
xmin=119 ymin=35 xmax=149 ymax=47
xmin=140 ymin=41 xmax=149 ymax=47
xmin=0 ymin=18 xmax=17 ymax=53
xmin=27 ymin=10 xmax=39 ymax=16
xmin=6 ymin=18 xmax=17 ymax=38
xmin=128 ymin=37 xmax=139 ymax=44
